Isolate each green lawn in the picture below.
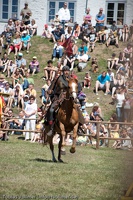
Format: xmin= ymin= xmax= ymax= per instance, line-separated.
xmin=0 ymin=135 xmax=133 ymax=200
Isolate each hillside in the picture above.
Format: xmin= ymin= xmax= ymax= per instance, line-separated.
xmin=3 ymin=36 xmax=127 ymax=120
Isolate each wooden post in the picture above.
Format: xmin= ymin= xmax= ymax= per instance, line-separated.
xmin=96 ymin=122 xmax=100 ymax=149
xmin=107 ymin=128 xmax=111 ymax=147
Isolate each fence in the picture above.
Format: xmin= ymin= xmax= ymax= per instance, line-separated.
xmin=0 ymin=117 xmax=133 ymax=149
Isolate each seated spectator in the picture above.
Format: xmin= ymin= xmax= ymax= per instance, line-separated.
xmin=6 ymin=110 xmax=25 ymax=134
xmin=83 ymin=72 xmax=91 ymax=89
xmin=122 ymin=24 xmax=129 ymax=42
xmin=77 ymin=89 xmax=86 ymax=110
xmin=123 ymin=43 xmax=133 ymax=60
xmin=7 ymin=60 xmax=17 ymax=78
xmin=95 ymin=71 xmax=110 ymax=95
xmin=53 ymin=13 xmax=60 ymax=26
xmin=111 ymin=73 xmax=125 ymax=98
xmin=4 ymin=27 xmax=13 ymax=49
xmin=51 ymin=24 xmax=65 ymax=43
xmin=4 ymin=18 xmax=15 ymax=35
xmin=107 ymin=69 xmax=114 ymax=86
xmin=28 ymin=56 xmax=40 ymax=75
xmin=0 ymin=115 xmax=8 ymax=141
xmin=52 ymin=40 xmax=63 ymax=61
xmin=118 ymin=52 xmax=125 ymax=65
xmin=15 ymin=52 xmax=27 ymax=76
xmin=25 ymin=83 xmax=37 ymax=98
xmin=77 ymin=50 xmax=89 ymax=72
xmin=65 ymin=25 xmax=72 ymax=39
xmin=41 ymin=23 xmax=55 ymax=39
xmin=0 ymin=52 xmax=9 ymax=73
xmin=110 ymin=20 xmax=118 ymax=33
xmin=90 ymin=102 xmax=102 ymax=121
xmin=44 ymin=60 xmax=56 ymax=81
xmin=0 ymin=74 xmax=7 ymax=91
xmin=11 ymin=68 xmax=24 ymax=88
xmin=1 ymin=82 xmax=13 ymax=106
xmin=63 ymin=39 xmax=78 ymax=71
xmin=20 ymin=30 xmax=31 ymax=53
xmin=22 ymin=72 xmax=34 ymax=90
xmin=8 ymin=31 xmax=21 ymax=56
xmin=84 ymin=27 xmax=98 ymax=51
xmin=14 ymin=20 xmax=21 ymax=33
xmin=12 ymin=84 xmax=24 ymax=109
xmin=20 ymin=20 xmax=26 ymax=33
xmin=108 ymin=113 xmax=120 ymax=148
xmin=115 ymin=128 xmax=132 ymax=150
xmin=107 ymin=53 xmax=119 ymax=69
xmin=91 ymin=57 xmax=99 ymax=73
xmin=73 ymin=22 xmax=81 ymax=39
xmin=106 ymin=29 xmax=119 ymax=48
xmin=97 ymin=27 xmax=107 ymax=44
xmin=27 ymin=19 xmax=38 ymax=36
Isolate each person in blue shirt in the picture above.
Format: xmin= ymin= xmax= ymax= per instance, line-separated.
xmin=95 ymin=71 xmax=110 ymax=95
xmin=95 ymin=8 xmax=105 ymax=32
xmin=21 ymin=30 xmax=31 ymax=53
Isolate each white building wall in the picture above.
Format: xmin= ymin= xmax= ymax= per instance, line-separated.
xmin=125 ymin=0 xmax=133 ymax=25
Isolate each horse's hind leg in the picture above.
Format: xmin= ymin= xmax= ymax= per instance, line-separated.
xmin=48 ymin=136 xmax=57 ymax=162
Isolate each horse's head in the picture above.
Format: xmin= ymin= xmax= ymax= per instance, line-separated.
xmin=67 ymin=78 xmax=78 ymax=99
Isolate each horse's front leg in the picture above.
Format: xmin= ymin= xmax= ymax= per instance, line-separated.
xmin=59 ymin=123 xmax=66 ymax=157
xmin=70 ymin=123 xmax=78 ymax=154
xmin=47 ymin=136 xmax=57 ymax=162
xmin=58 ymin=134 xmax=64 ymax=162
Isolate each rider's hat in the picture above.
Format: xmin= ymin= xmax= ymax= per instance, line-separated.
xmin=62 ymin=66 xmax=70 ymax=71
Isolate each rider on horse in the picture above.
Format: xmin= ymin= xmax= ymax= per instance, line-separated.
xmin=46 ymin=65 xmax=70 ymax=136
xmin=46 ymin=65 xmax=87 ymax=136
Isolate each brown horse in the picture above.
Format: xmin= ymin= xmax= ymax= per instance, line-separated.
xmin=43 ymin=78 xmax=79 ymax=162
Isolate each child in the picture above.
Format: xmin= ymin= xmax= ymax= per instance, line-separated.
xmin=83 ymin=72 xmax=91 ymax=89
xmin=91 ymin=57 xmax=99 ymax=73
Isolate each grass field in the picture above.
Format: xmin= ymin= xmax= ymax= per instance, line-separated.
xmin=0 ymin=135 xmax=133 ymax=200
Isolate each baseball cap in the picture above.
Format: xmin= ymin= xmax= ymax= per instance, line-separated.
xmin=18 ymin=52 xmax=23 ymax=56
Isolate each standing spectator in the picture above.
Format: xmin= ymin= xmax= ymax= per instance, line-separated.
xmin=58 ymin=2 xmax=70 ymax=29
xmin=83 ymin=72 xmax=91 ymax=89
xmin=0 ymin=34 xmax=4 ymax=56
xmin=122 ymin=24 xmax=129 ymax=42
xmin=23 ymin=95 xmax=37 ymax=141
xmin=20 ymin=2 xmax=32 ymax=25
xmin=129 ymin=20 xmax=133 ymax=42
xmin=95 ymin=71 xmax=110 ymax=95
xmin=83 ymin=8 xmax=92 ymax=23
xmin=28 ymin=56 xmax=40 ymax=75
xmin=95 ymin=8 xmax=105 ymax=32
xmin=114 ymin=86 xmax=125 ymax=122
xmin=123 ymin=94 xmax=131 ymax=122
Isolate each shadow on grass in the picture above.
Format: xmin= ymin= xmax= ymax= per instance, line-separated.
xmin=29 ymin=158 xmax=68 ymax=164
xmin=17 ymin=136 xmax=25 ymax=140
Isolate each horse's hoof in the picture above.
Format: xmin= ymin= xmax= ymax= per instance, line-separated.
xmin=70 ymin=147 xmax=76 ymax=154
xmin=58 ymin=159 xmax=64 ymax=163
xmin=52 ymin=158 xmax=57 ymax=162
xmin=61 ymin=150 xmax=66 ymax=155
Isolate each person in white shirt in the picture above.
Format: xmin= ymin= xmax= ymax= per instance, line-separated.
xmin=58 ymin=2 xmax=70 ymax=29
xmin=24 ymin=95 xmax=37 ymax=141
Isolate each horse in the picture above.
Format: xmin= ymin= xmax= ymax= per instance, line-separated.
xmin=43 ymin=78 xmax=79 ymax=162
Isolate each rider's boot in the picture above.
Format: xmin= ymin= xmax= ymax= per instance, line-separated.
xmin=47 ymin=121 xmax=54 ymax=136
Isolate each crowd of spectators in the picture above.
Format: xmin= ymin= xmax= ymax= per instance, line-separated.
xmin=0 ymin=3 xmax=133 ymax=150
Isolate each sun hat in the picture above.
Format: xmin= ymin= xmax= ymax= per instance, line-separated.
xmin=33 ymin=56 xmax=37 ymax=59
xmin=23 ymin=30 xmax=27 ymax=34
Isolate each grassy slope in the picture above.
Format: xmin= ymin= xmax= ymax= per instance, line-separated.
xmin=6 ymin=36 xmax=126 ymax=119
xmin=0 ymin=136 xmax=133 ymax=200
